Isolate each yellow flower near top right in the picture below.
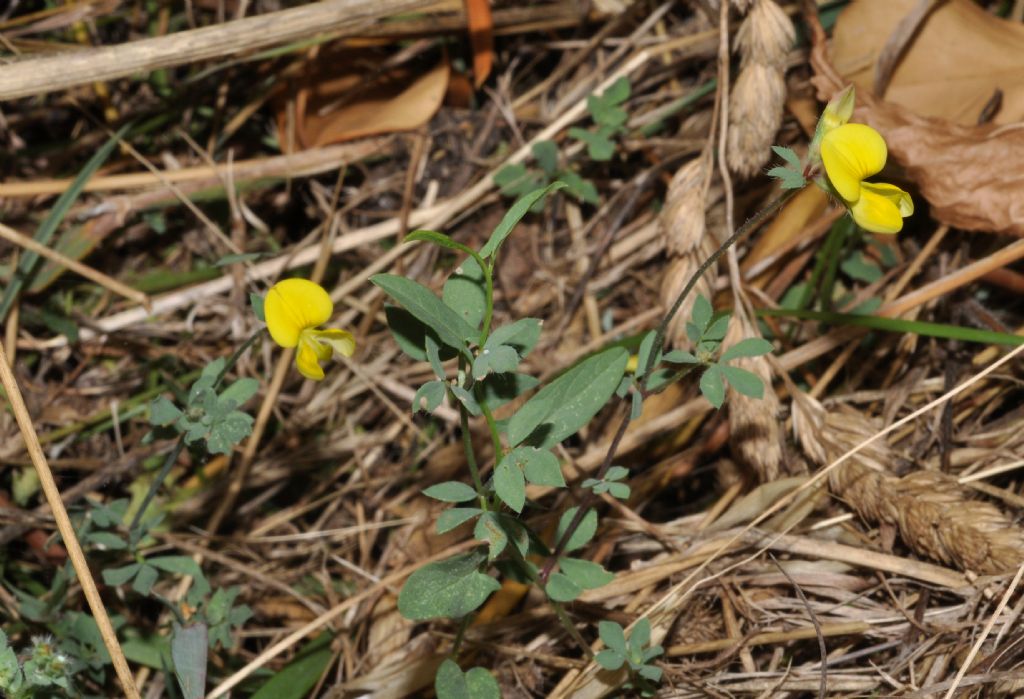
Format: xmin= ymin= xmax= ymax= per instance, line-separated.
xmin=814 ymin=88 xmax=914 ymax=234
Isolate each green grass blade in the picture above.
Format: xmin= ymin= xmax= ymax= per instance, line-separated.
xmin=0 ymin=124 xmax=129 ymax=323
xmin=760 ymin=308 xmax=1024 ymax=347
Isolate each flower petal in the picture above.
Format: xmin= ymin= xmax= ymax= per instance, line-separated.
xmin=265 ymin=279 xmax=333 ymax=348
xmin=850 ymin=181 xmax=912 ymax=234
xmin=821 ymin=123 xmax=888 ymax=203
xmin=295 ymin=337 xmax=326 ymax=381
xmin=311 ymin=328 xmax=356 ymax=358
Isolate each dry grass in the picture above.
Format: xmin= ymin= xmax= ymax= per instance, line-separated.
xmin=1 ymin=1 xmax=1023 ymax=698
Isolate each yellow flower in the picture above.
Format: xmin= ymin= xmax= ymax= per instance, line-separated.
xmin=820 ymin=123 xmax=913 ymax=234
xmin=265 ymin=278 xmax=355 ymax=381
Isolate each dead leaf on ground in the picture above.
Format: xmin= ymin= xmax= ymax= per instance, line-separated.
xmin=831 ymin=0 xmax=1024 ymax=125
xmin=810 ymin=7 xmax=1024 ymax=236
xmin=465 ymin=0 xmax=494 ymax=87
xmin=276 ymin=49 xmax=449 ymax=150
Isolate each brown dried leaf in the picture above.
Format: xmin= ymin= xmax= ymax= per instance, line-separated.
xmin=832 ymin=0 xmax=1024 ymax=125
xmin=277 ymin=50 xmax=449 ymax=150
xmin=810 ymin=10 xmax=1024 ymax=236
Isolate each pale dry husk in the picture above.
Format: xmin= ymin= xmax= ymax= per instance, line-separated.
xmin=659 ymin=156 xmax=717 ymax=348
xmin=793 ymin=394 xmax=1024 ymax=574
xmin=727 ymin=0 xmax=793 ymax=178
xmin=722 ymin=311 xmax=785 ymax=482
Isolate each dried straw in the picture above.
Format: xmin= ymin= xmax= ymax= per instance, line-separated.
xmin=727 ymin=0 xmax=794 ymax=177
xmin=793 ymin=394 xmax=1024 ymax=574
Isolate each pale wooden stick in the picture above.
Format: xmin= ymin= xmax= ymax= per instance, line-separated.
xmin=0 ymin=222 xmax=150 ymax=308
xmin=0 ymin=0 xmax=454 ymax=101
xmin=0 ymin=341 xmax=140 ymax=699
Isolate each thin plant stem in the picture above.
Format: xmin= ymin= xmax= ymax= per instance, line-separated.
xmin=477 ymin=388 xmax=504 ymax=462
xmin=552 ymin=600 xmax=595 ymax=659
xmin=459 ymin=403 xmax=488 ymax=510
xmin=451 ymin=614 xmax=473 ymax=657
xmin=0 ymin=341 xmax=141 ymax=699
xmin=479 ymin=259 xmax=496 ymax=346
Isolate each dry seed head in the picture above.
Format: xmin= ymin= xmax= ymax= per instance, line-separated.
xmin=661 ymin=158 xmax=708 ymax=256
xmin=723 ymin=312 xmax=784 ymax=482
xmin=793 ymin=394 xmax=1024 ymax=574
xmin=727 ymin=63 xmax=787 ymax=178
xmin=736 ymin=0 xmax=795 ymax=68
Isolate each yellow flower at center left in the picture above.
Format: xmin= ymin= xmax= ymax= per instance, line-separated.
xmin=265 ymin=278 xmax=355 ymax=381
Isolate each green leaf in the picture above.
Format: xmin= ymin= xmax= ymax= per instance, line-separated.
xmin=720 ymin=338 xmax=774 ymax=362
xmin=630 ymin=618 xmax=651 ymax=656
xmin=493 ymin=163 xmax=545 ymax=197
xmin=0 ymin=124 xmax=127 ymax=323
xmin=502 ymin=447 xmax=564 ymax=488
xmin=507 ymin=347 xmax=628 ymax=449
xmin=87 ymin=531 xmax=127 ymax=550
xmin=767 ymin=166 xmax=806 ymax=190
xmin=423 ymin=481 xmax=478 ymax=503
xmin=699 ymin=365 xmax=726 ymax=408
xmin=474 ymin=512 xmax=508 ymax=560
xmin=606 ymin=465 xmax=629 ymax=481
xmin=486 ymin=318 xmax=542 ymax=358
xmin=406 ymin=230 xmax=483 ymax=265
xmin=545 ymin=572 xmax=582 ymax=602
xmin=218 ymin=378 xmax=259 ymax=409
xmin=558 ymin=169 xmax=599 ymax=204
xmin=595 ymin=648 xmax=625 ymax=671
xmin=205 ymin=411 xmax=254 ymax=454
xmin=443 ymin=255 xmax=488 ymax=331
xmin=480 ymin=182 xmax=566 ymax=259
xmin=251 ymin=635 xmax=333 ymax=699
xmin=473 ymin=344 xmax=520 ymax=379
xmin=771 ymin=145 xmax=801 ymax=169
xmin=250 ymin=293 xmax=265 ymax=322
xmin=532 ymin=140 xmax=559 ymax=176
xmin=556 ymin=507 xmax=598 ymax=552
xmin=413 ymin=380 xmax=447 ymax=414
xmin=635 ymin=330 xmax=657 ymax=380
xmin=587 ymin=94 xmax=628 ymax=128
xmin=691 ymin=295 xmax=712 ymax=331
xmin=450 ymin=385 xmax=481 ymax=416
xmin=608 ymin=482 xmax=630 ymax=500
xmin=721 ymin=365 xmax=764 ymax=398
xmin=435 ymin=659 xmax=501 ymax=699
xmin=102 ymin=563 xmax=141 ymax=586
xmin=494 ymin=455 xmax=526 ymax=513
xmin=149 ymin=396 xmax=182 ymax=427
xmin=372 ymin=274 xmax=476 ymax=353
xmin=841 ymin=251 xmax=883 ymax=283
xmin=599 ymin=620 xmax=628 ymax=655
xmin=437 ymin=507 xmax=483 ymax=534
xmin=569 ymin=127 xmax=615 ymax=161
xmin=559 ymin=557 xmax=614 ymax=590
xmin=477 ymin=372 xmax=539 ymax=410
xmin=133 ymin=564 xmax=159 ymax=595
xmin=397 ymin=552 xmax=500 ymax=620
xmin=604 ymin=76 xmax=631 ymax=105
xmin=704 ymin=315 xmax=730 ymax=342
xmin=171 ymin=623 xmax=208 ymax=699
xmin=662 ymin=349 xmax=698 ymax=364
xmin=385 ymin=306 xmax=454 ymax=362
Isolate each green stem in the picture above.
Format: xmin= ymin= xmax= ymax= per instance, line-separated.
xmin=459 ymin=403 xmax=488 ymax=511
xmin=552 ymin=600 xmax=595 ymax=659
xmin=451 ymin=614 xmax=473 ymax=657
xmin=476 ymin=387 xmax=504 ymax=463
xmin=478 ymin=259 xmax=496 ymax=347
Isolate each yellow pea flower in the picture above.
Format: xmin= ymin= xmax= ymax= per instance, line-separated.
xmin=265 ymin=278 xmax=355 ymax=381
xmin=820 ymin=123 xmax=913 ymax=234
xmin=809 ymin=86 xmax=913 ymax=234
